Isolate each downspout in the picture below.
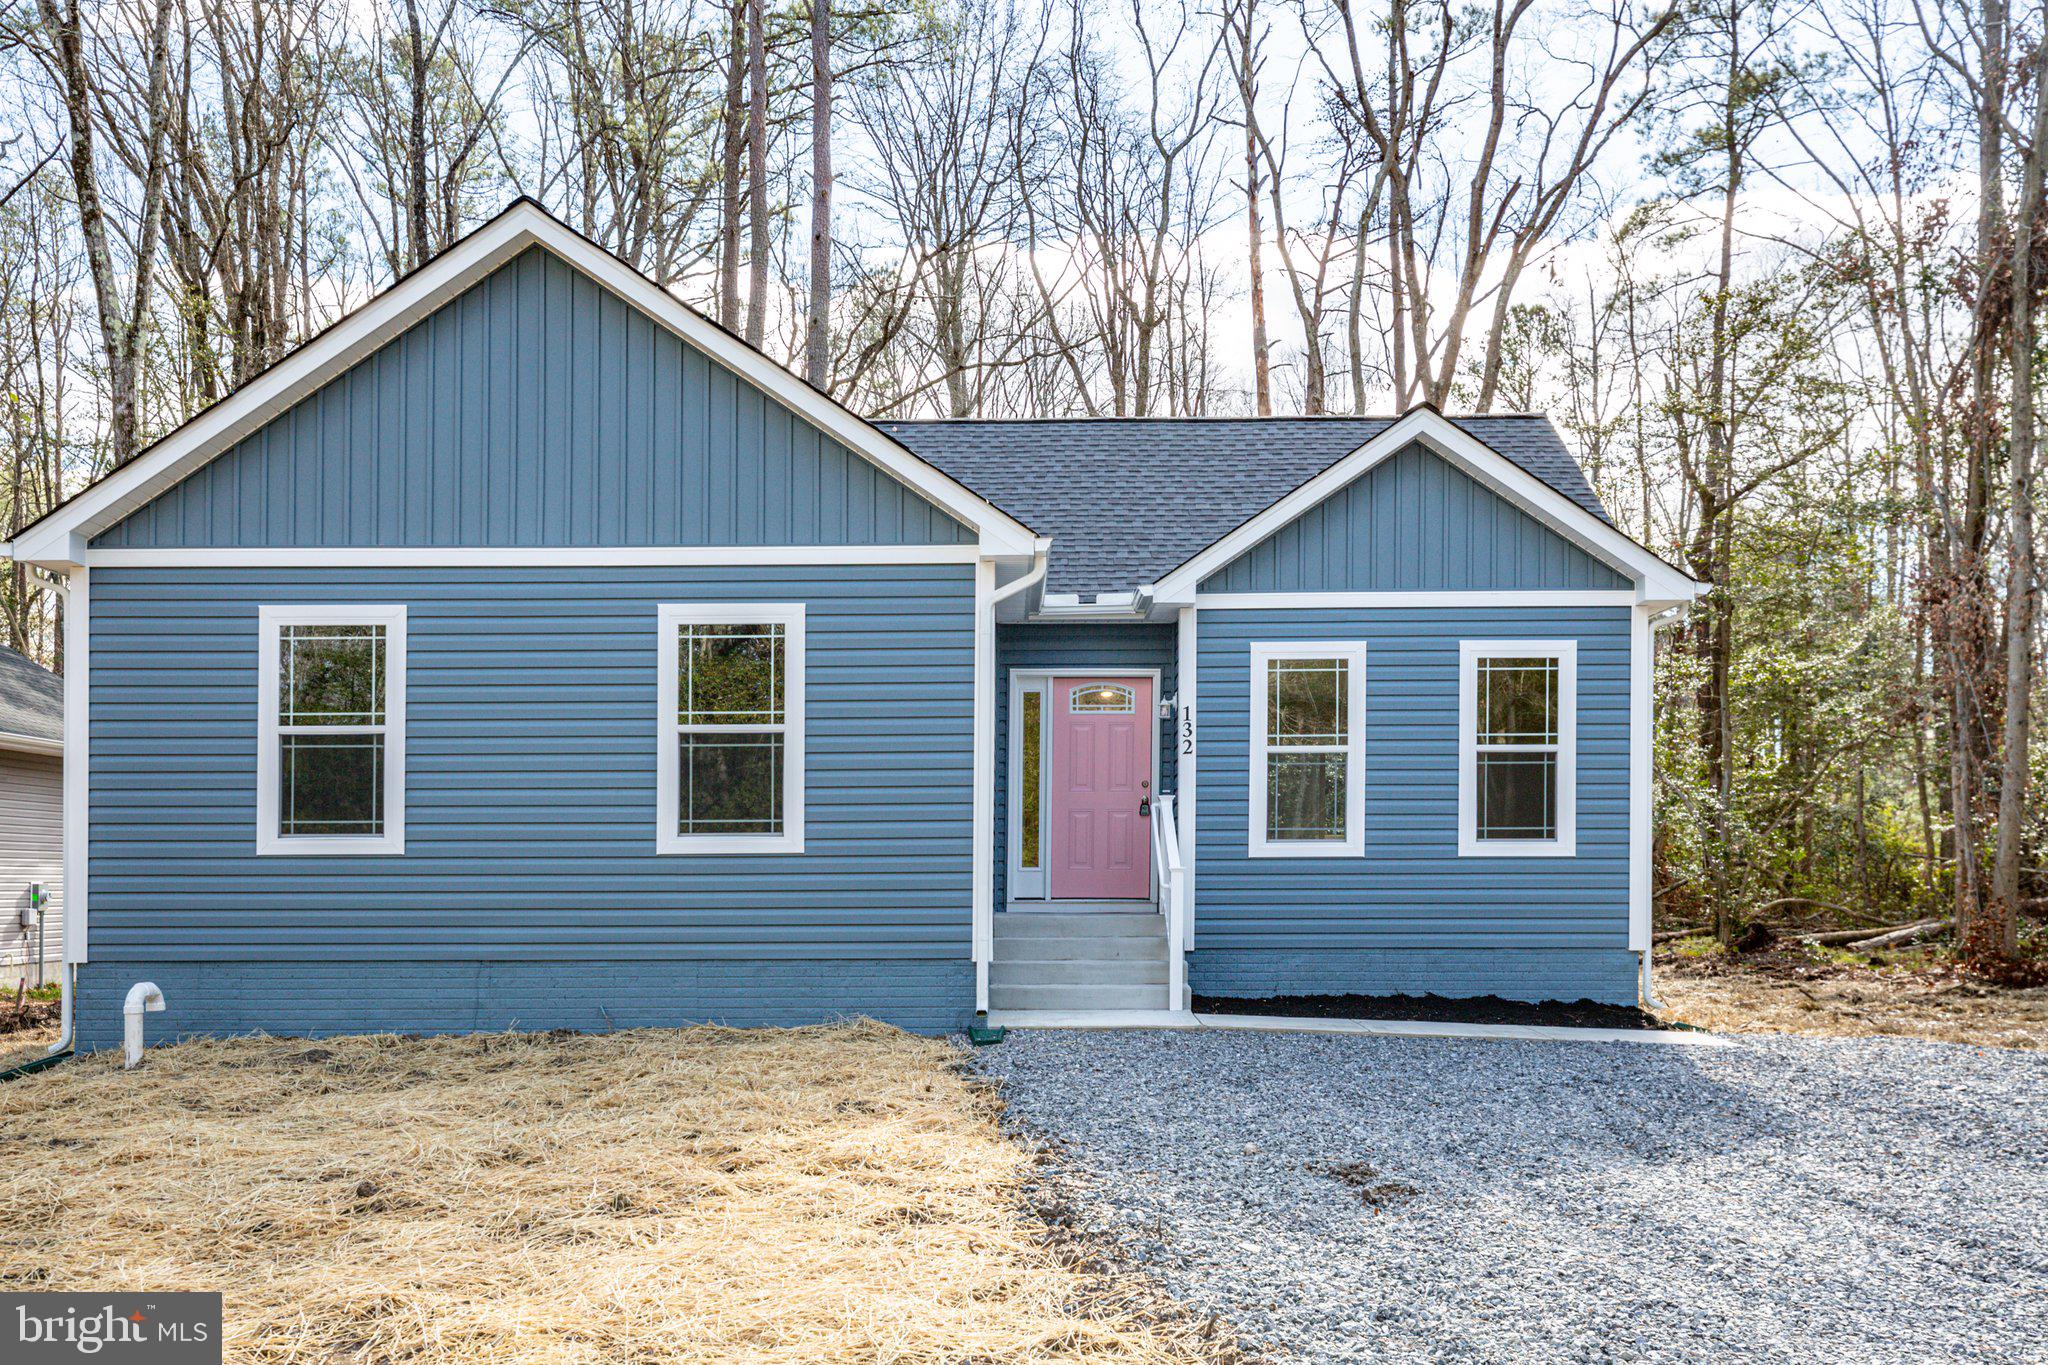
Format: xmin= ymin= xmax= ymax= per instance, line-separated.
xmin=991 ymin=541 xmax=1050 ymax=612
xmin=32 ymin=566 xmax=75 ymax=1056
xmin=1637 ymin=604 xmax=1690 ymax=1015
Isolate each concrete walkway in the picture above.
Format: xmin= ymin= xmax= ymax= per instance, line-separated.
xmin=984 ymin=1008 xmax=1733 ymax=1047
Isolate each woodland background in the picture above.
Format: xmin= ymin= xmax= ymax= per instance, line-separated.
xmin=2 ymin=0 xmax=2044 ymax=959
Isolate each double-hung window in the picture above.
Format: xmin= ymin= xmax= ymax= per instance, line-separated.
xmin=657 ymin=604 xmax=805 ymax=854
xmin=1459 ymin=640 xmax=1577 ymax=856
xmin=1248 ymin=642 xmax=1367 ymax=857
xmin=258 ymin=605 xmax=406 ymax=855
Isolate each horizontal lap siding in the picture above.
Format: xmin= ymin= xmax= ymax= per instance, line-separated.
xmin=1201 ymin=444 xmax=1630 ymax=593
xmin=0 ymin=750 xmax=62 ymax=981
xmin=1192 ymin=607 xmax=1633 ymax=1002
xmin=993 ymin=623 xmax=1176 ymax=905
xmin=91 ymin=248 xmax=973 ymax=549
xmin=87 ymin=566 xmax=975 ymax=969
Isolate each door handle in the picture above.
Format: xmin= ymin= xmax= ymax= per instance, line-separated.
xmin=1138 ymin=798 xmax=1151 ymax=817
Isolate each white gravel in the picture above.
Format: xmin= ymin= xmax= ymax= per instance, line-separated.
xmin=973 ymin=1028 xmax=2048 ymax=1363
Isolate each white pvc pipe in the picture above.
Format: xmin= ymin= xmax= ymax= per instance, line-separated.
xmin=123 ymin=981 xmax=164 ymax=1068
xmin=1638 ymin=949 xmax=1664 ymax=1013
xmin=47 ymin=964 xmax=73 ymax=1055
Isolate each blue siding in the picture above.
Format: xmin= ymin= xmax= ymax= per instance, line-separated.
xmin=1191 ymin=606 xmax=1635 ymax=1004
xmin=83 ymin=565 xmax=976 ymax=1039
xmin=1201 ymin=444 xmax=1629 ymax=593
xmin=92 ymin=248 xmax=974 ymax=549
xmin=993 ymin=622 xmax=1176 ymax=905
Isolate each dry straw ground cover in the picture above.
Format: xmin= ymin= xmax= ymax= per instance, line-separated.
xmin=0 ymin=1020 xmax=1238 ymax=1363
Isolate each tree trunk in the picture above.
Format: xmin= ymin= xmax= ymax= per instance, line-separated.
xmin=719 ymin=0 xmax=745 ymax=329
xmin=1986 ymin=33 xmax=2046 ymax=961
xmin=404 ymin=0 xmax=430 ymax=269
xmin=805 ymin=0 xmax=831 ymax=388
xmin=745 ymin=0 xmax=770 ymax=348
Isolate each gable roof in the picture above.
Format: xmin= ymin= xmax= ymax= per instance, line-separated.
xmin=881 ymin=413 xmax=1625 ymax=598
xmin=0 ymin=646 xmax=62 ymax=752
xmin=6 ymin=199 xmax=1038 ymax=567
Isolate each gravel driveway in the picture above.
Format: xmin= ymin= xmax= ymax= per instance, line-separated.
xmin=975 ymin=1029 xmax=2048 ymax=1363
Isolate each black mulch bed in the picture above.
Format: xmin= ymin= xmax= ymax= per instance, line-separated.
xmin=1190 ymin=992 xmax=1665 ymax=1031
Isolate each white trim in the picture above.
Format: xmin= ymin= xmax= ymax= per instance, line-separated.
xmin=1004 ymin=667 xmax=1163 ymax=902
xmin=8 ymin=200 xmax=1037 ymax=566
xmin=973 ymin=560 xmax=996 ymax=1012
xmin=0 ymin=731 xmax=62 ymax=756
xmin=1174 ymin=606 xmax=1197 ymax=951
xmin=62 ymin=568 xmax=87 ymax=964
xmin=80 ymin=545 xmax=985 ymax=569
xmin=1005 ymin=672 xmax=1051 ymax=901
xmin=1147 ymin=408 xmax=1700 ymax=607
xmin=655 ymin=602 xmax=806 ymax=855
xmin=1629 ymin=606 xmax=1654 ymax=951
xmin=257 ymin=603 xmax=408 ymax=856
xmin=1247 ymin=641 xmax=1368 ymax=859
xmin=1458 ymin=639 xmax=1577 ymax=858
xmin=1197 ymin=590 xmax=1637 ymax=610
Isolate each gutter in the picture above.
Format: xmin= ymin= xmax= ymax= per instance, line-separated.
xmin=1636 ymin=603 xmax=1690 ymax=1014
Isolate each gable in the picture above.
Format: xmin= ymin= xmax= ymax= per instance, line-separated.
xmin=1199 ymin=443 xmax=1631 ymax=594
xmin=92 ymin=247 xmax=975 ymax=550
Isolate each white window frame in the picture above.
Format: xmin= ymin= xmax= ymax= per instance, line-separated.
xmin=257 ymin=603 xmax=407 ymax=856
xmin=657 ymin=602 xmax=806 ymax=855
xmin=1248 ymin=641 xmax=1367 ymax=858
xmin=1459 ymin=639 xmax=1577 ymax=857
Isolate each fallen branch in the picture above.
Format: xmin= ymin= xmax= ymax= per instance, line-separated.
xmin=1842 ymin=919 xmax=1947 ymax=953
xmin=1652 ymin=927 xmax=1710 ymax=944
xmin=1795 ymin=921 xmax=1928 ymax=946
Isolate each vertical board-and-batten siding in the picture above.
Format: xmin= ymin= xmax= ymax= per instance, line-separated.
xmin=91 ymin=247 xmax=974 ymax=550
xmin=1193 ymin=606 xmax=1636 ymax=1004
xmin=79 ymin=566 xmax=976 ymax=1045
xmin=993 ymin=623 xmax=1177 ymax=905
xmin=0 ymin=749 xmax=62 ymax=985
xmin=1200 ymin=444 xmax=1631 ymax=593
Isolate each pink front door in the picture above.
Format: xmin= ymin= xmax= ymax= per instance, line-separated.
xmin=1048 ymin=677 xmax=1153 ymax=900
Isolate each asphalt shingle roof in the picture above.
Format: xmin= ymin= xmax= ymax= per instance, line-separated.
xmin=0 ymin=645 xmax=61 ymax=745
xmin=878 ymin=415 xmax=1610 ymax=598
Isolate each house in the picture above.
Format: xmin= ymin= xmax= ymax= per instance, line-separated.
xmin=0 ymin=645 xmax=63 ymax=990
xmin=2 ymin=200 xmax=1699 ymax=1051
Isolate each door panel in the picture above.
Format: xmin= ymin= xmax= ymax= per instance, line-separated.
xmin=1048 ymin=677 xmax=1153 ymax=899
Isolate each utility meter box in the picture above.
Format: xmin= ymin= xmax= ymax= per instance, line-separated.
xmin=22 ymin=883 xmax=44 ymax=929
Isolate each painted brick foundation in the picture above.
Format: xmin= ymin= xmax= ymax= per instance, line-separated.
xmin=75 ymin=958 xmax=977 ymax=1051
xmin=1189 ymin=947 xmax=1640 ymax=1006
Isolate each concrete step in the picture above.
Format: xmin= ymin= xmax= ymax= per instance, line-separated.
xmin=995 ymin=935 xmax=1168 ymax=962
xmin=990 ymin=958 xmax=1169 ymax=987
xmin=994 ymin=912 xmax=1163 ymax=939
xmin=989 ymin=983 xmax=1171 ymax=1012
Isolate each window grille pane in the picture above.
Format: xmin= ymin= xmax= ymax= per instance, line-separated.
xmin=1477 ymin=751 xmax=1556 ymax=840
xmin=679 ymin=733 xmax=784 ymax=835
xmin=1267 ymin=751 xmax=1347 ymax=841
xmin=1268 ymin=658 xmax=1348 ymax=746
xmin=679 ymin=624 xmax=784 ymax=726
xmin=281 ymin=625 xmax=384 ymax=726
xmin=1478 ymin=657 xmax=1557 ymax=744
xmin=1020 ymin=692 xmax=1043 ymax=869
xmin=1070 ymin=683 xmax=1135 ymax=713
xmin=281 ymin=733 xmax=385 ymax=835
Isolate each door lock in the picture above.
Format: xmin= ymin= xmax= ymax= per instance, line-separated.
xmin=1139 ymin=798 xmax=1151 ymax=817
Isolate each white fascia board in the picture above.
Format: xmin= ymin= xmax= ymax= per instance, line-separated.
xmin=1196 ymin=591 xmax=1638 ymax=610
xmin=12 ymin=201 xmax=1038 ymax=565
xmin=81 ymin=545 xmax=984 ymax=568
xmin=1146 ymin=409 xmax=1702 ymax=606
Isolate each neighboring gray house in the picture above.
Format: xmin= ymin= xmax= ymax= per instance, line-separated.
xmin=0 ymin=645 xmax=62 ymax=989
xmin=2 ymin=200 xmax=1699 ymax=1051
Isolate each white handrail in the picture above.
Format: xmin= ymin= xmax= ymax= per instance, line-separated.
xmin=1151 ymin=794 xmax=1187 ymax=1012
